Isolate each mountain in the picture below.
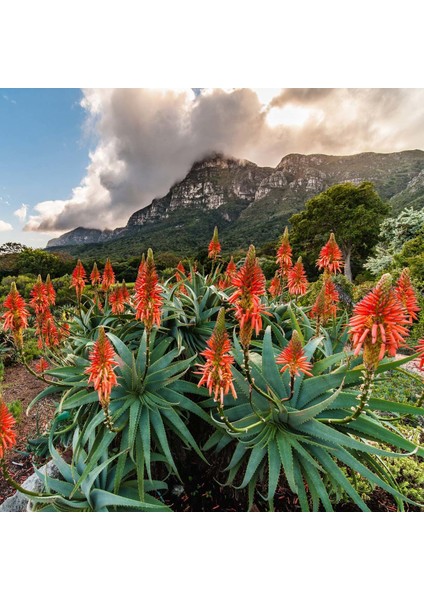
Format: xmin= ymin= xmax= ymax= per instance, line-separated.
xmin=47 ymin=150 xmax=424 ymax=259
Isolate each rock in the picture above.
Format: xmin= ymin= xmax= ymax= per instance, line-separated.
xmin=0 ymin=461 xmax=60 ymax=512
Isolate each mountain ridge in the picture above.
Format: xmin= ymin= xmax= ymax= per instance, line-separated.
xmin=46 ymin=149 xmax=424 ymax=257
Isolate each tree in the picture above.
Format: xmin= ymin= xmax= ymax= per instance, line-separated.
xmin=16 ymin=248 xmax=73 ymax=278
xmin=289 ymin=182 xmax=390 ymax=281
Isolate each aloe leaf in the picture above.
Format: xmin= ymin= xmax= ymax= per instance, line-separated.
xmin=236 ymin=445 xmax=267 ymax=489
xmin=150 ymin=410 xmax=179 ymax=476
xmin=140 ymin=406 xmax=152 ymax=481
xmin=90 ymin=489 xmax=170 ymax=511
xmin=310 ymin=447 xmax=370 ymax=511
xmin=288 ymin=382 xmax=344 ymax=426
xmin=106 ymin=332 xmax=134 ymax=367
xmin=266 ymin=439 xmax=281 ymax=501
xmin=276 ymin=433 xmax=297 ymax=494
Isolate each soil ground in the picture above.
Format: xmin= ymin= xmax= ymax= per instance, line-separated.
xmin=0 ymin=362 xmax=56 ymax=503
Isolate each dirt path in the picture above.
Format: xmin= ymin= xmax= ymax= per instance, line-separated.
xmin=0 ymin=362 xmax=57 ymax=503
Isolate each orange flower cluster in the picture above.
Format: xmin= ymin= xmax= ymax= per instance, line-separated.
xmin=85 ymin=327 xmax=118 ymax=409
xmin=35 ymin=357 xmax=50 ymax=373
xmin=197 ymin=308 xmax=236 ymax=406
xmin=349 ymin=274 xmax=410 ymax=370
xmin=2 ymin=282 xmax=30 ymax=348
xmin=228 ymin=245 xmax=267 ymax=347
xmin=90 ymin=262 xmax=101 ymax=286
xmin=71 ymin=260 xmax=87 ymax=302
xmin=102 ymin=258 xmax=116 ymax=292
xmin=218 ymin=257 xmax=237 ymax=290
xmin=316 ymin=233 xmax=344 ymax=274
xmin=268 ymin=271 xmax=282 ymax=298
xmin=276 ymin=330 xmax=312 ymax=378
xmin=134 ymin=249 xmax=163 ymax=331
xmin=394 ymin=268 xmax=419 ymax=323
xmin=287 ymin=257 xmax=308 ymax=296
xmin=27 ymin=275 xmax=61 ymax=350
xmin=310 ymin=277 xmax=339 ymax=324
xmin=175 ymin=261 xmax=187 ymax=295
xmin=416 ymin=338 xmax=424 ymax=370
xmin=110 ymin=281 xmax=130 ymax=315
xmin=0 ymin=401 xmax=16 ymax=459
xmin=276 ymin=227 xmax=293 ymax=277
xmin=208 ymin=226 xmax=221 ymax=260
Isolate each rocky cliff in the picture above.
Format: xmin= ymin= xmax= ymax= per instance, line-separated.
xmin=47 ymin=150 xmax=424 ymax=256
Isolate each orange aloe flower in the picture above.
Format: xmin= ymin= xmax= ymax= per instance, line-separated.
xmin=394 ymin=268 xmax=419 ymax=323
xmin=287 ymin=257 xmax=308 ymax=297
xmin=2 ymin=282 xmax=29 ymax=348
xmin=276 ymin=330 xmax=313 ymax=378
xmin=316 ymin=233 xmax=344 ymax=274
xmin=110 ymin=283 xmax=128 ymax=315
xmin=196 ymin=308 xmax=237 ymax=406
xmin=0 ymin=401 xmax=17 ymax=459
xmin=90 ymin=262 xmax=101 ymax=286
xmin=35 ymin=357 xmax=50 ymax=373
xmin=208 ymin=226 xmax=222 ymax=260
xmin=39 ymin=311 xmax=59 ymax=348
xmin=175 ymin=261 xmax=187 ymax=295
xmin=276 ymin=226 xmax=293 ymax=277
xmin=349 ymin=273 xmax=410 ymax=370
xmin=85 ymin=327 xmax=118 ymax=409
xmin=268 ymin=271 xmax=282 ymax=298
xmin=416 ymin=338 xmax=424 ymax=370
xmin=218 ymin=257 xmax=237 ymax=290
xmin=310 ymin=276 xmax=339 ymax=323
xmin=228 ymin=245 xmax=267 ymax=347
xmin=29 ymin=275 xmax=49 ymax=315
xmin=102 ymin=258 xmax=115 ymax=292
xmin=71 ymin=259 xmax=87 ymax=302
xmin=45 ymin=275 xmax=56 ymax=306
xmin=134 ymin=248 xmax=163 ymax=331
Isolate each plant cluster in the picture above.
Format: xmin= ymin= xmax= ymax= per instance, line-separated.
xmin=0 ymin=227 xmax=423 ymax=512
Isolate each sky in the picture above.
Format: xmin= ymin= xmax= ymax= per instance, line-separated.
xmin=1 ymin=88 xmax=424 ymax=247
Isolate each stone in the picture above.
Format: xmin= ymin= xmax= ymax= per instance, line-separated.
xmin=0 ymin=461 xmax=60 ymax=512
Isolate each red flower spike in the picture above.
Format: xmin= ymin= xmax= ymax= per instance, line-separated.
xmin=316 ymin=233 xmax=344 ymax=274
xmin=287 ymin=257 xmax=308 ymax=296
xmin=394 ymin=268 xmax=419 ymax=323
xmin=218 ymin=257 xmax=237 ymax=290
xmin=45 ymin=275 xmax=56 ymax=306
xmin=0 ymin=401 xmax=17 ymax=459
xmin=196 ymin=308 xmax=237 ymax=406
xmin=228 ymin=245 xmax=267 ymax=347
xmin=175 ymin=261 xmax=187 ymax=295
xmin=2 ymin=282 xmax=29 ymax=348
xmin=85 ymin=327 xmax=118 ymax=409
xmin=102 ymin=258 xmax=115 ymax=292
xmin=208 ymin=226 xmax=222 ymax=260
xmin=36 ymin=357 xmax=50 ymax=373
xmin=71 ymin=260 xmax=87 ymax=302
xmin=349 ymin=273 xmax=410 ymax=370
xmin=134 ymin=248 xmax=163 ymax=331
xmin=276 ymin=226 xmax=293 ymax=277
xmin=29 ymin=275 xmax=49 ymax=315
xmin=276 ymin=330 xmax=313 ymax=378
xmin=416 ymin=338 xmax=424 ymax=370
xmin=269 ymin=271 xmax=282 ymax=298
xmin=310 ymin=276 xmax=339 ymax=324
xmin=90 ymin=262 xmax=101 ymax=286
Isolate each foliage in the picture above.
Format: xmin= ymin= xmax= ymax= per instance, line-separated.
xmin=1 ymin=244 xmax=423 ymax=512
xmin=365 ymin=208 xmax=424 ymax=276
xmin=289 ymin=182 xmax=390 ymax=280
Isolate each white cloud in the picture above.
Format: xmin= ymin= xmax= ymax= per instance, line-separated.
xmin=0 ymin=220 xmax=13 ymax=232
xmin=14 ymin=203 xmax=28 ymax=222
xmin=25 ymin=88 xmax=424 ymax=233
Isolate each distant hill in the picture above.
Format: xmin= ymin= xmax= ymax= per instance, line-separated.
xmin=47 ymin=150 xmax=424 ymax=259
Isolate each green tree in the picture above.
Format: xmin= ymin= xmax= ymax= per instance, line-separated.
xmin=16 ymin=248 xmax=72 ymax=278
xmin=289 ymin=182 xmax=390 ymax=281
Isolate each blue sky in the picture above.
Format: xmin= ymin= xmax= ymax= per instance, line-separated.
xmin=0 ymin=89 xmax=91 ymax=246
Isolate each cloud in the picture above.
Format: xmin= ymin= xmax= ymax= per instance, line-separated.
xmin=14 ymin=203 xmax=28 ymax=222
xmin=25 ymin=88 xmax=424 ymax=233
xmin=0 ymin=220 xmax=13 ymax=232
